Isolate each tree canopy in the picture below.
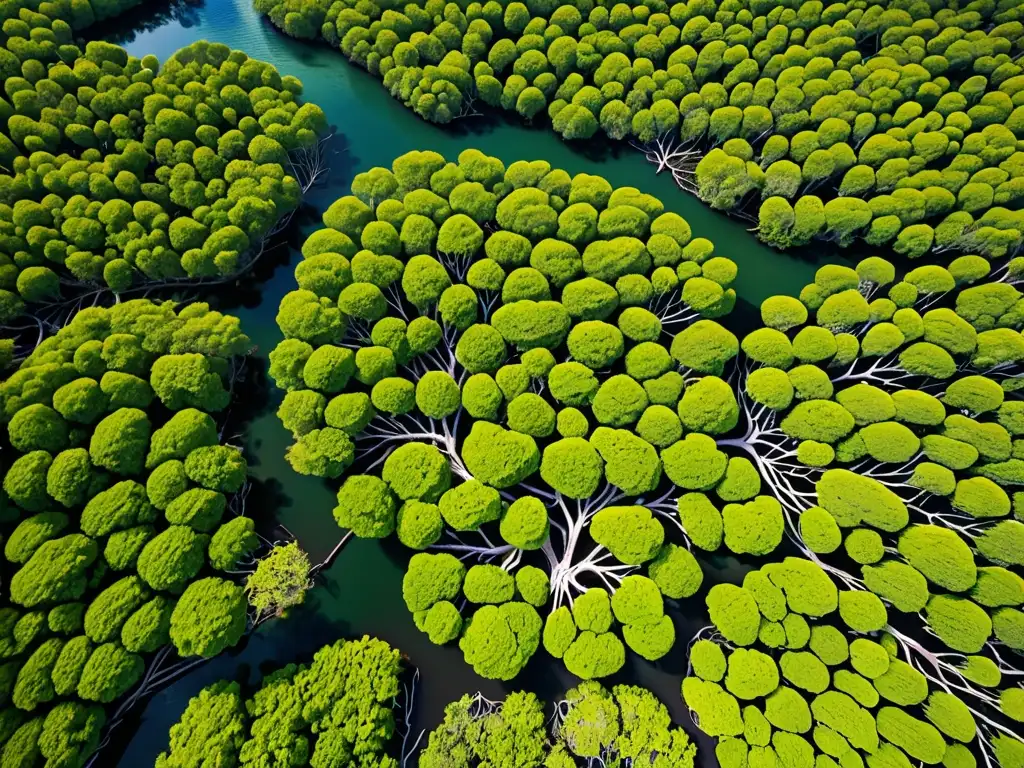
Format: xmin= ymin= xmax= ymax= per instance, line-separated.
xmin=271 ymin=148 xmax=776 ymax=680
xmin=0 ymin=300 xmax=260 ymax=768
xmin=419 ymin=681 xmax=696 ymax=767
xmin=0 ymin=21 xmax=328 ymax=324
xmin=253 ymin=0 xmax=1024 ymax=261
xmin=155 ymin=635 xmax=403 ymax=768
xmin=685 ymin=555 xmax=1023 ymax=768
xmin=691 ymin=252 xmax=1024 ymax=768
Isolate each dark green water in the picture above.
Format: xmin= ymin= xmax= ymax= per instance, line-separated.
xmin=101 ymin=1 xmax=828 ymax=762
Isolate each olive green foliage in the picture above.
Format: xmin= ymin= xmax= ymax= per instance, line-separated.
xmin=254 ymin=0 xmax=1024 ymax=262
xmin=0 ymin=33 xmax=328 ymax=318
xmin=0 ymin=300 xmax=256 ymax=762
xmin=155 ymin=636 xmax=402 ymax=768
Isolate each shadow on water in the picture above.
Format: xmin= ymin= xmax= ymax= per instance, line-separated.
xmin=98 ymin=0 xmax=205 ymax=45
xmin=95 ymin=1 xmax=837 ymax=764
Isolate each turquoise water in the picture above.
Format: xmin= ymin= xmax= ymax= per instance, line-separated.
xmin=102 ymin=1 xmax=828 ymax=762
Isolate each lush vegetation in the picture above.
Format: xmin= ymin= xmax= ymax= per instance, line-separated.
xmin=154 ymin=635 xmax=403 ymax=767
xmin=253 ymin=0 xmax=1024 ymax=260
xmin=0 ymin=0 xmax=146 ymax=44
xmin=1 ymin=0 xmax=1022 ymax=759
xmin=155 ymin=641 xmax=696 ymax=768
xmin=0 ymin=300 xmax=262 ymax=768
xmin=268 ymin=145 xmax=1024 ymax=766
xmin=733 ymin=255 xmax=1023 ymax=655
xmin=0 ymin=0 xmax=338 ymax=762
xmin=420 ymin=681 xmax=696 ymax=766
xmin=269 ymin=148 xmax=792 ymax=680
xmin=0 ymin=0 xmax=329 ymax=322
xmin=679 ymin=252 xmax=1024 ymax=768
xmin=684 ymin=557 xmax=1024 ymax=768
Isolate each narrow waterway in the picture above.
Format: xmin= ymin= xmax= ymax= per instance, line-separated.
xmin=100 ymin=0 xmax=830 ymax=762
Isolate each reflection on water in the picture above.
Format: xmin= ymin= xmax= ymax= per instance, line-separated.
xmin=100 ymin=2 xmax=829 ymax=764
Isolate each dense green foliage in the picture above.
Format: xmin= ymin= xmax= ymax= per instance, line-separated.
xmin=271 ymin=148 xmax=787 ymax=679
xmin=420 ymin=681 xmax=697 ymax=766
xmin=700 ymin=252 xmax=1024 ymax=768
xmin=0 ymin=3 xmax=328 ymax=320
xmin=26 ymin=0 xmax=1024 ymax=763
xmin=685 ymin=556 xmax=1024 ymax=768
xmin=159 ymin=646 xmax=695 ymax=768
xmin=264 ymin=148 xmax=1023 ymax=768
xmin=155 ymin=635 xmax=402 ymax=768
xmin=0 ymin=300 xmax=258 ymax=768
xmin=3 ymin=0 xmax=144 ymax=35
xmin=254 ymin=0 xmax=1024 ymax=259
xmin=732 ymin=255 xmax=1024 ymax=654
xmin=420 ymin=690 xmax=550 ymax=767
